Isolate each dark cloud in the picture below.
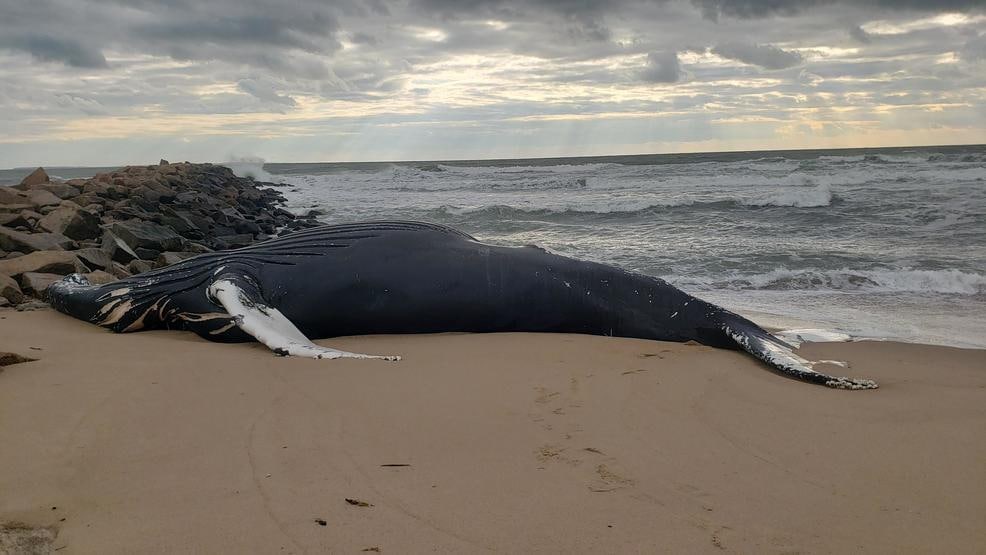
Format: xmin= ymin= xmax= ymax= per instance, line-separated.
xmin=350 ymin=32 xmax=380 ymax=46
xmin=849 ymin=25 xmax=872 ymax=43
xmin=0 ymin=0 xmax=984 ymax=166
xmin=237 ymin=79 xmax=297 ymax=107
xmin=138 ymin=15 xmax=337 ymax=53
xmin=712 ymin=42 xmax=803 ymax=69
xmin=692 ymin=0 xmax=824 ymax=21
xmin=0 ymin=35 xmax=107 ymax=68
xmin=961 ymin=33 xmax=986 ymax=61
xmin=693 ymin=0 xmax=986 ymax=21
xmin=641 ymin=51 xmax=682 ymax=83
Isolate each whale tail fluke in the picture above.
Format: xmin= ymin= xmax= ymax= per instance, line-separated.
xmin=48 ymin=273 xmax=99 ymax=322
xmin=721 ymin=317 xmax=878 ymax=390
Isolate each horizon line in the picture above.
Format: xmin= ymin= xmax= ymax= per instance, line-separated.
xmin=3 ymin=142 xmax=984 ymax=172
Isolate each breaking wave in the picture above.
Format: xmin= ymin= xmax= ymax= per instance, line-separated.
xmin=742 ymin=183 xmax=832 ymax=207
xmin=689 ymin=268 xmax=986 ymax=295
xmin=226 ymin=156 xmax=282 ymax=183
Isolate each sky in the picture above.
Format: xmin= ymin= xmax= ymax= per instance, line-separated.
xmin=0 ymin=0 xmax=985 ymax=167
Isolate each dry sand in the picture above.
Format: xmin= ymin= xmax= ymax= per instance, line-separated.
xmin=1 ymin=308 xmax=984 ymax=553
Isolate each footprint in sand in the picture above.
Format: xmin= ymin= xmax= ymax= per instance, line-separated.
xmin=587 ymin=462 xmax=636 ymax=493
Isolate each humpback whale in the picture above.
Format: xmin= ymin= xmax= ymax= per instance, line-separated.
xmin=48 ymin=221 xmax=877 ymax=389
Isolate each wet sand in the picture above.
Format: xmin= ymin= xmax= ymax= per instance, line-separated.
xmin=1 ymin=309 xmax=984 ymax=553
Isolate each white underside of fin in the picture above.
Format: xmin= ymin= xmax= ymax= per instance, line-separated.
xmin=725 ymin=326 xmax=877 ymax=390
xmin=208 ymin=279 xmax=400 ymax=361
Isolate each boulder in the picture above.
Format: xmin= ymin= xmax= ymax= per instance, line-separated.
xmin=109 ymin=219 xmax=182 ymax=252
xmin=160 ymin=207 xmax=201 ymax=236
xmin=5 ymin=251 xmax=24 ymax=259
xmin=107 ymin=262 xmax=132 ymax=279
xmin=0 ymin=226 xmax=74 ymax=253
xmin=0 ymin=273 xmax=24 ymax=304
xmin=160 ymin=159 xmax=170 ymax=165
xmin=132 ymin=185 xmax=163 ymax=203
xmin=19 ymin=272 xmax=63 ymax=298
xmin=184 ymin=242 xmax=213 ymax=254
xmin=135 ymin=247 xmax=161 ymax=260
xmin=19 ymin=167 xmax=49 ymax=187
xmin=0 ymin=250 xmax=87 ymax=278
xmin=156 ymin=251 xmax=196 ymax=267
xmin=38 ymin=205 xmax=100 ymax=240
xmin=83 ymin=270 xmax=117 ymax=285
xmin=100 ymin=230 xmax=140 ymax=264
xmin=0 ymin=213 xmax=25 ymax=228
xmin=31 ymin=182 xmax=80 ymax=200
xmin=19 ymin=209 xmax=43 ymax=224
xmin=83 ymin=181 xmax=111 ymax=196
xmin=76 ymin=248 xmax=113 ymax=271
xmin=0 ymin=203 xmax=34 ymax=214
xmin=73 ymin=192 xmax=105 ymax=208
xmin=0 ymin=187 xmax=29 ymax=205
xmin=127 ymin=259 xmax=153 ymax=274
xmin=24 ymin=189 xmax=63 ymax=208
xmin=214 ymin=233 xmax=254 ymax=249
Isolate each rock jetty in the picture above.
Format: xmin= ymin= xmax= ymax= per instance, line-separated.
xmin=0 ymin=162 xmax=317 ymax=308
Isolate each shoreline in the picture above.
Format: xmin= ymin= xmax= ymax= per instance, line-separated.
xmin=2 ymin=308 xmax=984 ymax=552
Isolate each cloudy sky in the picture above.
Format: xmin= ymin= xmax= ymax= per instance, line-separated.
xmin=1 ymin=0 xmax=984 ymax=167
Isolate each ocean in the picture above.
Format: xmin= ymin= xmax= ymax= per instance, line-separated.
xmin=4 ymin=145 xmax=984 ymax=348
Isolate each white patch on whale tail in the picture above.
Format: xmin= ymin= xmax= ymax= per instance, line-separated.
xmin=207 ymin=279 xmax=401 ymax=361
xmin=724 ymin=323 xmax=877 ymax=390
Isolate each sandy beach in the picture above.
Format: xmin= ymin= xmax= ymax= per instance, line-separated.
xmin=1 ymin=308 xmax=983 ymax=553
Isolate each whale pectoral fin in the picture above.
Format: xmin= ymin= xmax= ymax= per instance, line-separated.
xmin=207 ymin=279 xmax=400 ymax=361
xmin=723 ymin=320 xmax=877 ymax=390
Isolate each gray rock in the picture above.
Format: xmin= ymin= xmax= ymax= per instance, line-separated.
xmin=83 ymin=270 xmax=117 ymax=284
xmin=38 ymin=205 xmax=101 ymax=240
xmin=0 ymin=250 xmax=87 ymax=278
xmin=73 ymin=192 xmax=105 ymax=208
xmin=109 ymin=219 xmax=183 ymax=252
xmin=184 ymin=242 xmax=213 ymax=254
xmin=19 ymin=167 xmax=49 ymax=187
xmin=5 ymin=251 xmax=24 ymax=259
xmin=0 ymin=273 xmax=24 ymax=304
xmin=0 ymin=203 xmax=34 ymax=214
xmin=0 ymin=213 xmax=26 ymax=228
xmin=107 ymin=261 xmax=132 ymax=279
xmin=214 ymin=233 xmax=254 ymax=249
xmin=24 ymin=189 xmax=63 ymax=208
xmin=133 ymin=185 xmax=164 ymax=203
xmin=76 ymin=247 xmax=114 ymax=271
xmin=0 ymin=226 xmax=74 ymax=253
xmin=19 ymin=209 xmax=43 ymax=224
xmin=100 ymin=230 xmax=140 ymax=264
xmin=156 ymin=251 xmax=196 ymax=267
xmin=19 ymin=272 xmax=63 ymax=298
xmin=30 ymin=182 xmax=80 ymax=199
xmin=135 ymin=247 xmax=161 ymax=260
xmin=82 ymin=181 xmax=112 ymax=196
xmin=127 ymin=259 xmax=154 ymax=274
xmin=160 ymin=207 xmax=201 ymax=236
xmin=0 ymin=187 xmax=29 ymax=205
